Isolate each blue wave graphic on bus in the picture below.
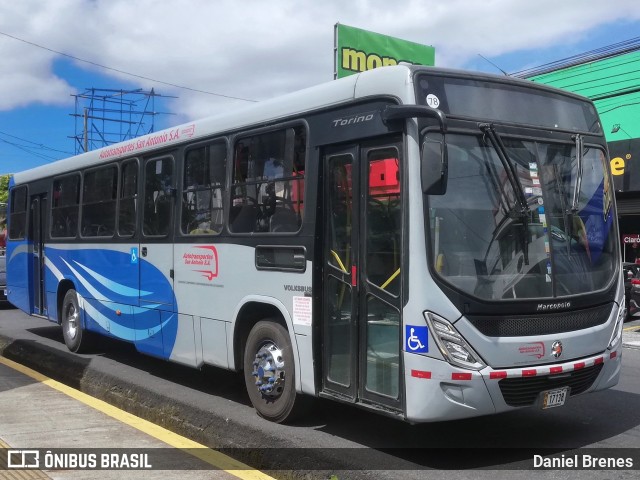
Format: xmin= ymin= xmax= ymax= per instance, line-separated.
xmin=72 ymin=261 xmax=153 ymax=297
xmin=45 ymin=247 xmax=178 ymax=358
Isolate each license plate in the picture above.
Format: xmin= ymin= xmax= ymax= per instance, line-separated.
xmin=542 ymin=387 xmax=569 ymax=409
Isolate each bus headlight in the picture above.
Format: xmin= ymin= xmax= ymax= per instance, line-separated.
xmin=608 ymin=306 xmax=625 ymax=350
xmin=424 ymin=312 xmax=486 ymax=370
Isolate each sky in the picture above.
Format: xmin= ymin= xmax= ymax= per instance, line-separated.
xmin=1 ymin=0 xmax=640 ymax=174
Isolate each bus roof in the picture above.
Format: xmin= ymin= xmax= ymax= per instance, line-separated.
xmin=13 ymin=65 xmax=417 ymax=185
xmin=12 ymin=64 xmax=593 ymax=186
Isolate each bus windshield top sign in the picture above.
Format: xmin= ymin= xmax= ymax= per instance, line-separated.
xmin=415 ymin=74 xmax=602 ymax=135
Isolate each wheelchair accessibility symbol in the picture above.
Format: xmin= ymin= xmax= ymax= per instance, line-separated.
xmin=405 ymin=325 xmax=428 ymax=353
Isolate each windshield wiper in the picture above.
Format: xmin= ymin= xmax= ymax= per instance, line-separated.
xmin=563 ymin=133 xmax=585 ymax=253
xmin=479 ymin=123 xmax=530 ymax=265
xmin=570 ymin=134 xmax=584 ymax=213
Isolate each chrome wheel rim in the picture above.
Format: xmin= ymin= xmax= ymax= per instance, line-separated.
xmin=65 ymin=302 xmax=79 ymax=340
xmin=251 ymin=342 xmax=285 ymax=399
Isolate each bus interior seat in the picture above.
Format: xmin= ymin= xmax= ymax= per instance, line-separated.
xmin=269 ymin=207 xmax=299 ymax=232
xmin=230 ymin=204 xmax=258 ymax=233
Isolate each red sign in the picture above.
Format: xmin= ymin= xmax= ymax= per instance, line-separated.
xmin=183 ymin=245 xmax=218 ymax=281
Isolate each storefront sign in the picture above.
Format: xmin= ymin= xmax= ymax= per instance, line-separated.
xmin=609 ymin=139 xmax=640 ymax=192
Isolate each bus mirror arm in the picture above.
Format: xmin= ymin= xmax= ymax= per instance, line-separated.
xmin=381 ymin=105 xmax=448 ymax=133
xmin=382 ymin=105 xmax=449 ymax=195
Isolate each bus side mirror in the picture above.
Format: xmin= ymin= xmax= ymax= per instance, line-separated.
xmin=422 ymin=136 xmax=448 ymax=195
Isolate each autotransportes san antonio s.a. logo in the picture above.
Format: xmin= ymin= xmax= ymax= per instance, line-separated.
xmin=182 ymin=245 xmax=218 ymax=281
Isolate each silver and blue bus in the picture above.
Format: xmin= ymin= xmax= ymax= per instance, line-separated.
xmin=6 ymin=65 xmax=623 ymax=423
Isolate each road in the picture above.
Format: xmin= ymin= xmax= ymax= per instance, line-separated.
xmin=1 ymin=306 xmax=639 ymax=480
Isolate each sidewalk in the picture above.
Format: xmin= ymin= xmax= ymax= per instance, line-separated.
xmin=0 ymin=357 xmax=266 ymax=480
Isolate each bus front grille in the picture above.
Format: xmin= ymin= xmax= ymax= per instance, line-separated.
xmin=498 ymin=363 xmax=604 ymax=407
xmin=467 ymin=303 xmax=612 ymax=337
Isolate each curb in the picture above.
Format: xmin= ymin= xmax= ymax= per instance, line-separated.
xmin=0 ymin=333 xmax=373 ymax=479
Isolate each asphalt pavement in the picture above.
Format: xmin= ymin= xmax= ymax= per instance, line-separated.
xmin=0 ymin=308 xmax=383 ymax=479
xmin=1 ymin=306 xmax=639 ymax=480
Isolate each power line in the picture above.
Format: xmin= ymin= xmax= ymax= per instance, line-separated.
xmin=511 ymin=36 xmax=640 ymax=78
xmin=562 ymin=72 xmax=640 ymax=96
xmin=0 ymin=30 xmax=258 ymax=103
xmin=0 ymin=138 xmax=64 ymax=162
xmin=509 ymin=37 xmax=640 ymax=107
xmin=531 ymin=54 xmax=640 ymax=91
xmin=596 ymin=91 xmax=640 ymax=109
xmin=0 ymin=130 xmax=73 ymax=155
xmin=0 ymin=130 xmax=74 ymax=163
xmin=597 ymin=100 xmax=640 ymax=115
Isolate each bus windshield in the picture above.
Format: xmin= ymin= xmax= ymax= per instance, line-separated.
xmin=428 ymin=132 xmax=616 ymax=300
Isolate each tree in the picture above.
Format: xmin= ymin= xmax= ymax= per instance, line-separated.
xmin=0 ymin=174 xmax=10 ymax=204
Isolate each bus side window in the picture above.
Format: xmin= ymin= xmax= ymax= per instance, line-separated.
xmin=143 ymin=158 xmax=173 ymax=237
xmin=118 ymin=160 xmax=138 ymax=237
xmin=81 ymin=165 xmax=117 ymax=238
xmin=51 ymin=174 xmax=80 ymax=238
xmin=182 ymin=142 xmax=226 ymax=235
xmin=8 ymin=186 xmax=27 ymax=240
xmin=230 ymin=126 xmax=305 ymax=233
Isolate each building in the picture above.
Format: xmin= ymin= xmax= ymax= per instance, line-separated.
xmin=513 ymin=39 xmax=640 ymax=262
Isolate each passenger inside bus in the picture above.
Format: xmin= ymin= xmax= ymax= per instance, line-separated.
xmin=230 ymin=128 xmax=304 ymax=233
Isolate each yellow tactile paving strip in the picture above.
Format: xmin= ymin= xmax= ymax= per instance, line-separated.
xmin=0 ymin=438 xmax=51 ymax=480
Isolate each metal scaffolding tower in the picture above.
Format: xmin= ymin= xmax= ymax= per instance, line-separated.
xmin=70 ymin=88 xmax=176 ymax=154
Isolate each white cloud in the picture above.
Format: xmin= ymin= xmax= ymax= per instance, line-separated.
xmin=1 ymin=0 xmax=640 ymax=118
xmin=0 ymin=70 xmax=71 ymax=110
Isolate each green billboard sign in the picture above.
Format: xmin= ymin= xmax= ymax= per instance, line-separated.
xmin=334 ymin=23 xmax=435 ymax=79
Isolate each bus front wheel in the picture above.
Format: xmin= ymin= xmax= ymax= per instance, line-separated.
xmin=61 ymin=289 xmax=92 ymax=353
xmin=243 ymin=320 xmax=304 ymax=423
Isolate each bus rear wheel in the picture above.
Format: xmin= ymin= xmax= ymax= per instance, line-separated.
xmin=61 ymin=289 xmax=93 ymax=353
xmin=243 ymin=320 xmax=304 ymax=423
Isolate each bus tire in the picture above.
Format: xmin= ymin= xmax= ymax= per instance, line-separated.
xmin=61 ymin=289 xmax=92 ymax=353
xmin=243 ymin=320 xmax=305 ymax=423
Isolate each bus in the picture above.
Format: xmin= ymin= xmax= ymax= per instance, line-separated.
xmin=5 ymin=65 xmax=623 ymax=423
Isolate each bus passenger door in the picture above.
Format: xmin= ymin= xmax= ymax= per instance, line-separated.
xmin=322 ymin=147 xmax=359 ymax=400
xmin=322 ymin=141 xmax=403 ymax=411
xmin=28 ymin=195 xmax=47 ymax=316
xmin=138 ymin=156 xmax=175 ymax=357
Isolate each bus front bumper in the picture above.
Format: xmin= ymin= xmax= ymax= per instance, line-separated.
xmin=403 ymin=345 xmax=622 ymax=423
